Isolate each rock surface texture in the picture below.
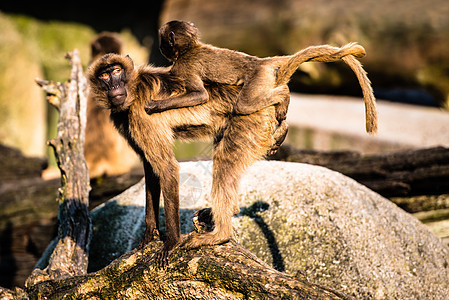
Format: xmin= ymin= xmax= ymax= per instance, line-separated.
xmin=89 ymin=161 xmax=449 ymax=299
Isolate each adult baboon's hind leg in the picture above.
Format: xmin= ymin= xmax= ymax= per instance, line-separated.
xmin=181 ymin=109 xmax=276 ymax=249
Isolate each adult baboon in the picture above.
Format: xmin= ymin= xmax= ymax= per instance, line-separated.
xmin=88 ymin=54 xmax=288 ymax=265
xmin=88 ymin=40 xmax=376 ymax=265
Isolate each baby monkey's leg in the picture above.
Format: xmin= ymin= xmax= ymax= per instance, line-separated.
xmin=269 ymin=121 xmax=288 ymax=156
xmin=233 ymin=64 xmax=287 ymax=115
xmin=268 ymin=85 xmax=290 ymax=155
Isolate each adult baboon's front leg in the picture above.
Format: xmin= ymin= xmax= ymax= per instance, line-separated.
xmin=139 ymin=161 xmax=161 ymax=247
xmin=154 ymin=158 xmax=181 ymax=267
xmin=181 ymin=110 xmax=276 ymax=250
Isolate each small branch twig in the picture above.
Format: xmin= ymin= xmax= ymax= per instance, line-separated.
xmin=35 ymin=78 xmax=64 ymax=110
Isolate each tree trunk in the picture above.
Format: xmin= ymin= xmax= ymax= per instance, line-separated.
xmin=25 ymin=50 xmax=92 ymax=287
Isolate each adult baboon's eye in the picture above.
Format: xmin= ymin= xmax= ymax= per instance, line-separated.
xmin=99 ymin=72 xmax=110 ymax=80
xmin=112 ymin=67 xmax=122 ymax=76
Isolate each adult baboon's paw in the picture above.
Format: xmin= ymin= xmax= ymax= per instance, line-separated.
xmin=137 ymin=228 xmax=160 ymax=249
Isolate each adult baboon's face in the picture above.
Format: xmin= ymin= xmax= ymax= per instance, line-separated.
xmin=97 ymin=64 xmax=128 ymax=107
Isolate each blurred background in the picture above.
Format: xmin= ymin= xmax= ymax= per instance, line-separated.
xmin=1 ymin=0 xmax=449 ymax=159
xmin=1 ymin=0 xmax=449 ymax=288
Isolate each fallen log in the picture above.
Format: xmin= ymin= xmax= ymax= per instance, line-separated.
xmin=24 ymin=238 xmax=348 ymax=299
xmin=0 ymin=167 xmax=143 ymax=289
xmin=0 ymin=144 xmax=47 ymax=182
xmin=269 ymin=145 xmax=449 ymax=198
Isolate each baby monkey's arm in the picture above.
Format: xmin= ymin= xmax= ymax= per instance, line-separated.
xmin=145 ymin=75 xmax=208 ymax=114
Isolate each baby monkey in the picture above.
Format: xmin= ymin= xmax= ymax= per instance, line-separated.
xmin=146 ymin=20 xmax=377 ymax=134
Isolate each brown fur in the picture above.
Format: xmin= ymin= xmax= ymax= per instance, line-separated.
xmin=88 ymin=54 xmax=280 ymax=265
xmin=84 ymin=32 xmax=139 ymax=178
xmin=88 ymin=30 xmax=378 ymax=263
xmin=151 ymin=20 xmax=377 ymax=134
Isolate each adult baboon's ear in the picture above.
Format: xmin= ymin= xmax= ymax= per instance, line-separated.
xmin=125 ymin=55 xmax=134 ymax=69
xmin=169 ymin=31 xmax=176 ymax=47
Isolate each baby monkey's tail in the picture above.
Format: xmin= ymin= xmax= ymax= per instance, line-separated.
xmin=275 ymin=43 xmax=377 ymax=134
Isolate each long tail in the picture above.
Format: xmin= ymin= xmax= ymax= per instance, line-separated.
xmin=275 ymin=43 xmax=378 ymax=134
xmin=342 ymin=55 xmax=378 ymax=134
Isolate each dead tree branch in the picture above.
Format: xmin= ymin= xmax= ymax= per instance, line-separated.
xmin=25 ymin=239 xmax=348 ymax=299
xmin=26 ymin=49 xmax=91 ymax=287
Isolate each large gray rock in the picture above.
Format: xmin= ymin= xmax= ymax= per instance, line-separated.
xmin=88 ymin=161 xmax=449 ymax=299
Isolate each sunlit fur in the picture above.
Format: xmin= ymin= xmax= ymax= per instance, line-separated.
xmin=87 ymin=41 xmax=378 ymax=253
xmin=88 ymin=54 xmax=278 ymax=252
